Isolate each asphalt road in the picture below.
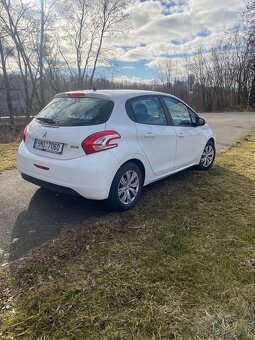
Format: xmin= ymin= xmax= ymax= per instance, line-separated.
xmin=202 ymin=111 xmax=255 ymax=150
xmin=1 ymin=111 xmax=255 ymax=264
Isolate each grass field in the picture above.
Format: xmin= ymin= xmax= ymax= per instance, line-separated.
xmin=0 ymin=119 xmax=26 ymax=170
xmin=0 ymin=132 xmax=255 ymax=339
xmin=0 ymin=143 xmax=19 ymax=171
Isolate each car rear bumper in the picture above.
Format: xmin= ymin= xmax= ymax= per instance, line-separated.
xmin=17 ymin=141 xmax=119 ymax=200
xmin=21 ymin=173 xmax=79 ymax=196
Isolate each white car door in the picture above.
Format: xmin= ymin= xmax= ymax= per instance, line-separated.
xmin=162 ymin=96 xmax=204 ymax=169
xmin=127 ymin=95 xmax=176 ymax=176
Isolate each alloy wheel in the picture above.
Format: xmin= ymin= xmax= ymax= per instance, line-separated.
xmin=118 ymin=170 xmax=140 ymax=205
xmin=201 ymin=144 xmax=214 ymax=167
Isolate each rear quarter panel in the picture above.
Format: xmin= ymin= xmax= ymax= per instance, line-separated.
xmin=107 ymin=99 xmax=155 ymax=185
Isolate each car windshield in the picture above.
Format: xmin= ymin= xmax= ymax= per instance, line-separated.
xmin=36 ymin=97 xmax=114 ymax=126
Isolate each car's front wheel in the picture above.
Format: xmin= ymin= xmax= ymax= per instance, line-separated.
xmin=197 ymin=140 xmax=216 ymax=170
xmin=106 ymin=162 xmax=143 ymax=211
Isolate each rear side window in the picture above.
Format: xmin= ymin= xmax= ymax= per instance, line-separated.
xmin=127 ymin=96 xmax=167 ymax=126
xmin=36 ymin=97 xmax=114 ymax=126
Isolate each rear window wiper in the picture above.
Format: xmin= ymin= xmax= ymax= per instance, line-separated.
xmin=36 ymin=117 xmax=56 ymax=125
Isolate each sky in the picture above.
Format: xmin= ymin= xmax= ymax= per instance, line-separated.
xmin=106 ymin=0 xmax=244 ymax=84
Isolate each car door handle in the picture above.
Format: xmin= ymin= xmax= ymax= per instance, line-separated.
xmin=177 ymin=132 xmax=185 ymax=138
xmin=144 ymin=132 xmax=155 ymax=138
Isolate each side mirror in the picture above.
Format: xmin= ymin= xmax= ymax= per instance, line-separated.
xmin=195 ymin=116 xmax=206 ymax=126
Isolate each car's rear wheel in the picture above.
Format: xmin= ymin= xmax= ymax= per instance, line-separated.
xmin=106 ymin=162 xmax=143 ymax=211
xmin=197 ymin=140 xmax=216 ymax=170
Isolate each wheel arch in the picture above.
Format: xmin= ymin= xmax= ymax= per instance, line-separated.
xmin=207 ymin=137 xmax=215 ymax=145
xmin=120 ymin=158 xmax=146 ymax=184
xmin=106 ymin=158 xmax=146 ymax=211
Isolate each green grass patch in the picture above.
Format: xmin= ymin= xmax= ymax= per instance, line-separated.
xmin=0 ymin=143 xmax=19 ymax=171
xmin=1 ymin=132 xmax=255 ymax=339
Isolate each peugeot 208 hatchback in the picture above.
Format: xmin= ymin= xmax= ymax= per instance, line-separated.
xmin=17 ymin=90 xmax=216 ymax=211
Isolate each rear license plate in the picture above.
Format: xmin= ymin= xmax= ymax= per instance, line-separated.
xmin=33 ymin=139 xmax=64 ymax=154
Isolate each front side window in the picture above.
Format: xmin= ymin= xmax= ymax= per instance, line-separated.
xmin=36 ymin=97 xmax=114 ymax=126
xmin=129 ymin=96 xmax=167 ymax=126
xmin=162 ymin=97 xmax=192 ymax=127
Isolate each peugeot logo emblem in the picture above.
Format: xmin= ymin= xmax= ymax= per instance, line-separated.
xmin=42 ymin=132 xmax=47 ymax=138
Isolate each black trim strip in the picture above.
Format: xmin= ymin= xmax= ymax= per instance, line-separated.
xmin=21 ymin=173 xmax=79 ymax=196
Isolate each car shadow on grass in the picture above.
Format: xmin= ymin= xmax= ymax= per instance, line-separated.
xmin=9 ymin=188 xmax=109 ymax=261
xmin=9 ymin=163 xmax=245 ymax=262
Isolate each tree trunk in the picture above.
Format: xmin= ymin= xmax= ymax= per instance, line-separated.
xmin=249 ymin=76 xmax=255 ymax=107
xmin=89 ymin=22 xmax=105 ymax=89
xmin=0 ymin=37 xmax=14 ymax=127
xmin=39 ymin=0 xmax=46 ymax=107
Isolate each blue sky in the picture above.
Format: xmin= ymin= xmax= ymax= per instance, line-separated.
xmin=104 ymin=0 xmax=243 ymax=84
xmin=119 ymin=61 xmax=157 ymax=80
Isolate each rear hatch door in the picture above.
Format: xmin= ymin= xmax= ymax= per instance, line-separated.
xmin=25 ymin=93 xmax=114 ymax=160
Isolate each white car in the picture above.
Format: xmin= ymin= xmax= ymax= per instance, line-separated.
xmin=17 ymin=90 xmax=216 ymax=211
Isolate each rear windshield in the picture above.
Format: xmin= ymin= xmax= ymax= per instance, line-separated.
xmin=36 ymin=97 xmax=114 ymax=126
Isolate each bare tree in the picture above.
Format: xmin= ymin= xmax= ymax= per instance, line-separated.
xmin=60 ymin=0 xmax=96 ymax=89
xmin=61 ymin=0 xmax=130 ymax=90
xmin=0 ymin=0 xmax=41 ymax=115
xmin=0 ymin=35 xmax=14 ymax=124
xmin=158 ymin=59 xmax=173 ymax=92
xmin=243 ymin=1 xmax=255 ymax=107
xmin=89 ymin=0 xmax=130 ymax=88
xmin=32 ymin=0 xmax=58 ymax=107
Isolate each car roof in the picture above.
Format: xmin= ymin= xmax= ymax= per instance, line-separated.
xmin=54 ymin=89 xmax=198 ymax=113
xmin=56 ymin=89 xmax=175 ymax=101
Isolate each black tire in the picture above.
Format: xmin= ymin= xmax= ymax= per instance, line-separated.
xmin=106 ymin=162 xmax=143 ymax=212
xmin=196 ymin=140 xmax=216 ymax=170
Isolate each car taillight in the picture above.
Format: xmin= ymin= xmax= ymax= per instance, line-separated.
xmin=81 ymin=130 xmax=121 ymax=155
xmin=23 ymin=125 xmax=28 ymax=142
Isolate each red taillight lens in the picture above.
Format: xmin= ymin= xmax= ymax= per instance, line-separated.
xmin=81 ymin=130 xmax=121 ymax=155
xmin=23 ymin=125 xmax=28 ymax=142
xmin=67 ymin=91 xmax=85 ymax=98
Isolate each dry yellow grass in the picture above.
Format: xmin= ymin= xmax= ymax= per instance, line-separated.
xmin=0 ymin=143 xmax=19 ymax=171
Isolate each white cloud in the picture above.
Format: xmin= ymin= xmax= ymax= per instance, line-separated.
xmin=189 ymin=0 xmax=241 ymax=13
xmin=122 ymin=66 xmax=134 ymax=69
xmin=112 ymin=0 xmax=243 ymax=64
xmin=111 ymin=75 xmax=159 ymax=85
xmin=120 ymin=30 xmax=229 ymax=63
